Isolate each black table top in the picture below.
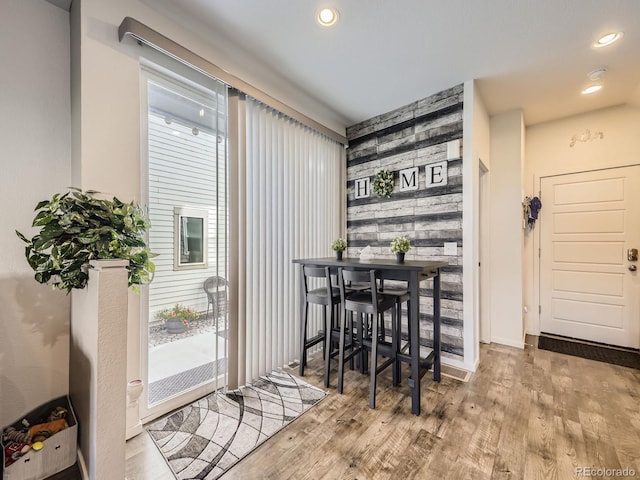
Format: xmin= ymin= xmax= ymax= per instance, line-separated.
xmin=292 ymin=256 xmax=448 ymax=272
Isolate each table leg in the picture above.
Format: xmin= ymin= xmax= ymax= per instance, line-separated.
xmin=298 ymin=264 xmax=307 ymax=376
xmin=409 ymin=270 xmax=420 ymax=416
xmin=433 ymin=269 xmax=441 ymax=382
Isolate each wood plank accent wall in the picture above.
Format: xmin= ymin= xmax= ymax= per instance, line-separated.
xmin=346 ymin=84 xmax=464 ymax=359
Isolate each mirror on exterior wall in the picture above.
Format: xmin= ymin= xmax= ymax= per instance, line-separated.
xmin=174 ymin=207 xmax=208 ymax=270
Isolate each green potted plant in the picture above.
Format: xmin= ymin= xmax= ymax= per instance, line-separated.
xmin=155 ymin=304 xmax=199 ymax=334
xmin=331 ymin=237 xmax=347 ymax=260
xmin=16 ymin=189 xmax=155 ymax=293
xmin=390 ymin=236 xmax=411 ymax=263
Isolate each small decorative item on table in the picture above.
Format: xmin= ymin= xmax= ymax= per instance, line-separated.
xmin=331 ymin=238 xmax=347 ymax=260
xmin=156 ymin=304 xmax=199 ymax=334
xmin=390 ymin=236 xmax=411 ymax=263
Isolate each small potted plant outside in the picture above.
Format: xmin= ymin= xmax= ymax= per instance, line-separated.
xmin=390 ymin=236 xmax=411 ymax=263
xmin=331 ymin=238 xmax=347 ymax=260
xmin=156 ymin=304 xmax=200 ymax=334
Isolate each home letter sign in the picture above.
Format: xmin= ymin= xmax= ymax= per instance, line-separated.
xmin=354 ymin=177 xmax=371 ymax=199
xmin=424 ymin=161 xmax=448 ymax=188
xmin=399 ymin=167 xmax=419 ymax=192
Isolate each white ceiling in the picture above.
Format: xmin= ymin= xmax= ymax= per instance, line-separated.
xmin=83 ymin=0 xmax=640 ymax=128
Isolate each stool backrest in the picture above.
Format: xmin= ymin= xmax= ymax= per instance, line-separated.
xmin=301 ymin=265 xmax=333 ymax=301
xmin=337 ymin=268 xmax=379 ymax=312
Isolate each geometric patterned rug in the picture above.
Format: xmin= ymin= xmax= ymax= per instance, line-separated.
xmin=146 ymin=371 xmax=327 ymax=479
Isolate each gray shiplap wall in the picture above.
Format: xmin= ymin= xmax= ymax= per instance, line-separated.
xmin=346 ymin=84 xmax=464 ymax=359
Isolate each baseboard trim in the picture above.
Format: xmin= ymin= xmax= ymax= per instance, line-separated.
xmin=491 ymin=336 xmax=525 ymax=349
xmin=77 ymin=448 xmax=89 ymax=480
xmin=126 ymin=423 xmax=143 ymax=440
xmin=441 ymin=355 xmax=475 ymax=374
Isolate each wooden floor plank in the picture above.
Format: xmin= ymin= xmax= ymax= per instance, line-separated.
xmin=125 ymin=339 xmax=640 ymax=479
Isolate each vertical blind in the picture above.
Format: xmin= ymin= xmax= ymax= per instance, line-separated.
xmin=235 ymin=97 xmax=345 ymax=385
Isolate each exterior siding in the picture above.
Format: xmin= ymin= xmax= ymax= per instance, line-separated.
xmin=346 ymin=84 xmax=464 ymax=360
xmin=148 ymin=114 xmax=227 ymax=318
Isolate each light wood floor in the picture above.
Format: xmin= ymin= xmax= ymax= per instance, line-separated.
xmin=125 ymin=338 xmax=640 ymax=479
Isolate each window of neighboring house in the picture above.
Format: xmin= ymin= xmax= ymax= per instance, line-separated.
xmin=174 ymin=206 xmax=208 ymax=269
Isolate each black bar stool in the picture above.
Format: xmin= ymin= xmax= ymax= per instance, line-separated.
xmin=378 ymin=279 xmax=410 ymax=381
xmin=299 ymin=265 xmax=341 ymax=387
xmin=336 ymin=268 xmax=399 ymax=409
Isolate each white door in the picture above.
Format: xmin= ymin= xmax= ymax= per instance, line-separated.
xmin=540 ymin=166 xmax=640 ymax=348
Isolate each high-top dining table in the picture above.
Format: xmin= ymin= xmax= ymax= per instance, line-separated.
xmin=292 ymin=256 xmax=448 ymax=415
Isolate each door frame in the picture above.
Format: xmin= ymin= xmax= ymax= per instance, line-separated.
xmin=534 ymin=163 xmax=640 ymax=336
xmin=138 ymin=65 xmax=227 ymax=424
xmin=479 ymin=160 xmax=491 ymax=343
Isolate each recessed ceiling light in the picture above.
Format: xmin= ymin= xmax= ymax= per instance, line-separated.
xmin=594 ymin=32 xmax=622 ymax=48
xmin=317 ymin=7 xmax=339 ymax=27
xmin=581 ymin=85 xmax=603 ymax=95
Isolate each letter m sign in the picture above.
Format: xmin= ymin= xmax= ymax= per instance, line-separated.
xmin=399 ymin=167 xmax=419 ymax=191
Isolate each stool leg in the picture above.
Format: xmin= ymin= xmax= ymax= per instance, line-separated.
xmin=324 ymin=303 xmax=333 ymax=388
xmin=394 ymin=299 xmax=402 ymax=384
xmin=299 ymin=302 xmax=309 ymax=376
xmin=322 ymin=305 xmax=328 ymax=360
xmin=406 ymin=300 xmax=411 ymax=353
xmin=349 ymin=312 xmax=355 ymax=371
xmin=369 ymin=313 xmax=379 ymax=409
xmin=362 ymin=314 xmax=369 ymax=374
xmin=358 ymin=314 xmax=366 ymax=374
xmin=337 ymin=307 xmax=347 ymax=394
xmin=392 ymin=306 xmax=399 ymax=386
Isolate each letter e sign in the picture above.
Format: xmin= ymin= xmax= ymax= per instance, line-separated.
xmin=424 ymin=161 xmax=448 ymax=188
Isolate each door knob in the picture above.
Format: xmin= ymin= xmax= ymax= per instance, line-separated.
xmin=630 ymin=265 xmax=638 ymax=272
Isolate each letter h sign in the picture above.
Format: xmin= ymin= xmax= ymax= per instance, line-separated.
xmin=354 ymin=177 xmax=371 ymax=199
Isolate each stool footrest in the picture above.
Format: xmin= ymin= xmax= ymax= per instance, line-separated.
xmin=406 ymin=351 xmax=435 ymax=388
xmin=375 ymin=357 xmax=396 ymax=376
xmin=304 ymin=332 xmax=325 ymax=349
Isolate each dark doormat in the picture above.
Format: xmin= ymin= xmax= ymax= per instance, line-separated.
xmin=538 ymin=334 xmax=640 ymax=370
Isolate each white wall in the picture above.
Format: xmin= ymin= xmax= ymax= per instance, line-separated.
xmin=488 ymin=110 xmax=525 ymax=348
xmin=0 ymin=0 xmax=71 ymax=427
xmin=523 ymin=104 xmax=640 ymax=334
xmin=462 ymin=80 xmax=490 ymax=370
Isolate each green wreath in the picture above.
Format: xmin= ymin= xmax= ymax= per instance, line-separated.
xmin=372 ymin=169 xmax=394 ymax=197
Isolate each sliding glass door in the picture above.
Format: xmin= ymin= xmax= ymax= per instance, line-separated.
xmin=141 ymin=67 xmax=228 ymax=421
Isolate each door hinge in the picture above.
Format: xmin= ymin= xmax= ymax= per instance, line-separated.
xmin=539 ymin=305 xmax=541 ymax=314
xmin=538 ymin=248 xmax=541 ymax=258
